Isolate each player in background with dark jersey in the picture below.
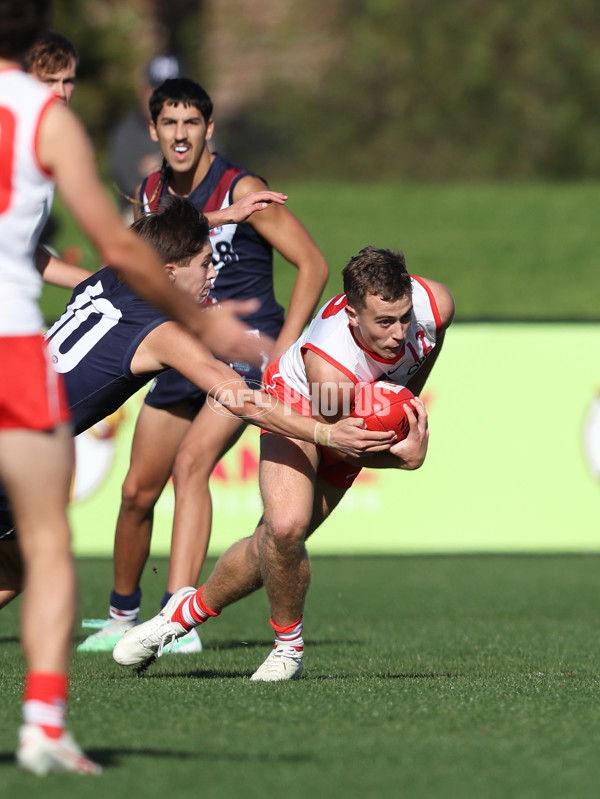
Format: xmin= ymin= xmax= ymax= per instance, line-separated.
xmin=113 ymin=246 xmax=454 ymax=679
xmin=0 ymin=198 xmax=396 ymax=608
xmin=79 ymin=78 xmax=330 ymax=653
xmin=0 ymin=0 xmax=299 ymax=775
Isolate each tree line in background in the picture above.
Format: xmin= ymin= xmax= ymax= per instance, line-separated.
xmin=54 ymin=0 xmax=600 ymax=181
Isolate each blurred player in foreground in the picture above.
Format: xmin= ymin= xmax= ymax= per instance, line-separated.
xmin=79 ymin=77 xmax=329 ymax=654
xmin=0 ymin=0 xmax=303 ymax=776
xmin=114 ymin=246 xmax=454 ymax=680
xmin=0 ymin=200 xmax=395 ymax=612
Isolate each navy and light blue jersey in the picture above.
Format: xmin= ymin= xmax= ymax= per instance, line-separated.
xmin=45 ymin=267 xmax=168 ymax=435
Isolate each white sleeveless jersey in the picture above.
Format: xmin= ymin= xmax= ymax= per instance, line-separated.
xmin=277 ymin=276 xmax=442 ymax=398
xmin=0 ymin=69 xmax=56 ymax=335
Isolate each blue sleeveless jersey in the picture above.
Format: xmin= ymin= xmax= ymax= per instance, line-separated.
xmin=140 ymin=153 xmax=283 ymax=409
xmin=44 ymin=267 xmax=168 ymax=435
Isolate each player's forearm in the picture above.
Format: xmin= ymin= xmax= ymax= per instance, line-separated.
xmin=224 ymin=389 xmax=317 ymax=441
xmin=35 ymin=245 xmax=92 ymax=289
xmin=212 ymin=389 xmax=393 ymax=456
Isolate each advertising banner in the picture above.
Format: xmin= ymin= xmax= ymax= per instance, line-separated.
xmin=69 ymin=324 xmax=600 ymax=556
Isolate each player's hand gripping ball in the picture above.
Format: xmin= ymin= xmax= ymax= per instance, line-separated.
xmin=351 ymin=381 xmax=415 ymax=440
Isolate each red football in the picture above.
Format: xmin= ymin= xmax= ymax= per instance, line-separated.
xmin=351 ymin=381 xmax=415 ymax=440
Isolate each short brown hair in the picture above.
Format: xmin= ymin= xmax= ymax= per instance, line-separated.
xmin=343 ymin=246 xmax=412 ymax=311
xmin=25 ymin=31 xmax=79 ymax=77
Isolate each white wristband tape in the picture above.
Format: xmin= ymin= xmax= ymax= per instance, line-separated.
xmin=313 ymin=421 xmax=331 ymax=447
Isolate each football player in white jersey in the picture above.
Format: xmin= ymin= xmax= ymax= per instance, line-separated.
xmin=0 ymin=0 xmax=312 ymax=776
xmin=113 ymin=246 xmax=455 ymax=682
xmin=26 ymin=30 xmax=77 ymax=104
xmin=25 ymin=31 xmax=96 ymax=291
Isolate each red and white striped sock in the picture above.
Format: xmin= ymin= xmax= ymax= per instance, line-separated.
xmin=271 ymin=617 xmax=304 ymax=652
xmin=170 ymin=585 xmax=219 ymax=632
xmin=23 ymin=672 xmax=68 ymax=739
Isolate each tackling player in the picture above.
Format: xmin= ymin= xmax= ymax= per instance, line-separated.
xmin=0 ymin=0 xmax=318 ymax=775
xmin=0 ymin=199 xmax=396 ymax=610
xmin=79 ymin=77 xmax=330 ymax=654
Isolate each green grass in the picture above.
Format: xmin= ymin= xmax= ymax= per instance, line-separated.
xmin=41 ymin=181 xmax=600 ymax=325
xmin=275 ymin=181 xmax=600 ymax=321
xmin=2 ymin=555 xmax=600 ymax=797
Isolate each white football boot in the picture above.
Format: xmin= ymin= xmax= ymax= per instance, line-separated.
xmin=16 ymin=724 xmax=102 ymax=776
xmin=250 ymin=645 xmax=304 ymax=682
xmin=113 ymin=586 xmax=196 ymax=666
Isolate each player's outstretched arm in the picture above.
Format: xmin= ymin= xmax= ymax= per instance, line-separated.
xmin=205 ymin=190 xmax=288 ymax=229
xmin=38 ymin=102 xmax=267 ymax=367
xmin=134 ymin=322 xmax=396 ymax=456
xmin=197 ymin=299 xmax=275 ymax=368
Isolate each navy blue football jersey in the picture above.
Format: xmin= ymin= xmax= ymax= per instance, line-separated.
xmin=140 ymin=154 xmax=284 ymax=409
xmin=45 ymin=267 xmax=168 ymax=435
xmin=141 ymin=154 xmax=285 ymax=337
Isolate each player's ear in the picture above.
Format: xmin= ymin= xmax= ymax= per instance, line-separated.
xmin=345 ymin=303 xmax=359 ymax=328
xmin=205 ymin=118 xmax=215 ymax=142
xmin=149 ymin=121 xmax=159 ymax=142
xmin=164 ymin=262 xmax=177 ymax=281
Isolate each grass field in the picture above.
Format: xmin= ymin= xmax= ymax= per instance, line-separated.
xmin=2 ymin=555 xmax=600 ymax=797
xmin=41 ymin=181 xmax=600 ymax=324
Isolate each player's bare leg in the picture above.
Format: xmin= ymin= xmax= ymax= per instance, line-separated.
xmin=258 ymin=433 xmax=318 ymax=624
xmin=78 ymin=403 xmax=191 ymax=652
xmin=201 ymin=472 xmax=347 ymax=612
xmin=167 ymin=403 xmax=246 ymax=592
xmin=201 ymin=523 xmax=265 ymax=610
xmin=248 ymin=433 xmax=319 ymax=681
xmin=114 ymin=403 xmax=192 ymax=595
xmin=0 ymin=426 xmax=74 ymax=671
xmin=0 ymin=425 xmax=101 ymax=774
xmin=113 ymin=524 xmax=266 ymax=666
xmin=113 ymin=463 xmax=346 ymax=670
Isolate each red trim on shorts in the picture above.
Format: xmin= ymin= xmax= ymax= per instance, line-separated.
xmin=260 ymin=359 xmax=362 ymax=489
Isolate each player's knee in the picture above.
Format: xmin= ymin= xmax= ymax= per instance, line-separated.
xmin=172 ymin=444 xmax=211 ymax=488
xmin=120 ymin=472 xmax=161 ymax=514
xmin=263 ymin=513 xmax=309 ymax=548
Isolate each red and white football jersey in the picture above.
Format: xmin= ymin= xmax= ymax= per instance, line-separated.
xmin=277 ymin=276 xmax=442 ymax=399
xmin=0 ymin=68 xmax=56 ymax=335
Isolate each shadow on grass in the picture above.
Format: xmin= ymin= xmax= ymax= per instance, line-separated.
xmin=206 ymin=637 xmax=361 ymax=650
xmin=126 ymin=666 xmax=458 ymax=681
xmin=0 ymin=747 xmax=314 ymax=767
